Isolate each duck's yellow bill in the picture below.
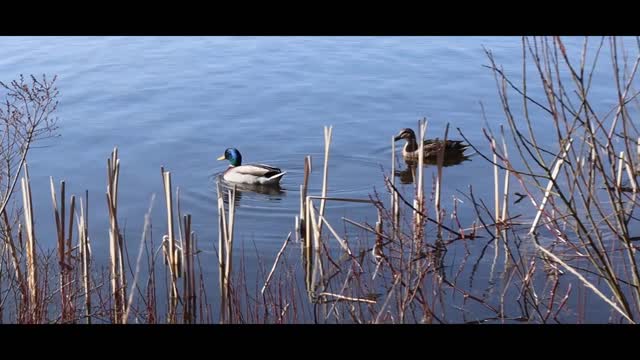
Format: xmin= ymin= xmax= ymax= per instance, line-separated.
xmin=217 ymin=155 xmax=226 ymax=161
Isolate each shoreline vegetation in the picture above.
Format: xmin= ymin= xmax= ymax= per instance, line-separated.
xmin=1 ymin=36 xmax=639 ymax=324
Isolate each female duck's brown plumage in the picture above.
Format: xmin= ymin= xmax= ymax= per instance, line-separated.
xmin=394 ymin=128 xmax=470 ymax=163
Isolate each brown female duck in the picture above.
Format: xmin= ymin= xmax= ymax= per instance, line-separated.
xmin=394 ymin=128 xmax=470 ymax=163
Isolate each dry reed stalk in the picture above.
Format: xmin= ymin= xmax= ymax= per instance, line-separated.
xmin=304 ymin=194 xmax=315 ymax=290
xmin=191 ymin=233 xmax=199 ymax=322
xmin=160 ymin=167 xmax=180 ymax=323
xmin=324 ymin=267 xmax=356 ymax=321
xmin=374 ymin=274 xmax=401 ymax=324
xmin=317 ymin=126 xmax=332 ymax=238
xmin=298 ymin=156 xmax=312 ymax=302
xmin=182 ymin=214 xmax=197 ymax=324
xmin=415 ymin=118 xmax=427 ymax=237
xmin=124 ymin=194 xmax=156 ymax=324
xmin=224 ymin=186 xmax=236 ymax=322
xmin=492 ymin=137 xmax=500 ymax=226
xmin=434 ymin=123 xmax=449 ymax=235
xmin=1 ymin=210 xmax=26 ymax=306
xmin=49 ymin=178 xmax=64 ymax=316
xmin=216 ymin=181 xmax=227 ymax=323
xmin=308 ymin=195 xmax=380 ymax=255
xmin=623 ymin=157 xmax=637 ymax=193
xmin=499 ymin=126 xmax=511 ymax=267
xmin=50 ymin=178 xmax=77 ymax=322
xmin=75 ymin=191 xmax=91 ymax=324
xmin=500 ymin=126 xmax=510 ymax=224
xmin=113 ymin=153 xmax=127 ymax=316
xmin=305 ymin=195 xmax=311 ymax=251
xmin=67 ymin=195 xmax=75 ymax=268
xmin=176 ymin=188 xmax=184 ymax=281
xmin=318 ymin=293 xmax=376 ymax=304
xmin=302 ymin=196 xmax=314 ymax=302
xmin=308 ymin=196 xmax=381 ymax=204
xmin=308 ymin=200 xmax=321 ymax=254
xmin=20 ymin=163 xmax=38 ymax=323
xmin=373 ymin=211 xmax=384 ymax=280
xmin=66 ymin=194 xmax=75 ymax=321
xmin=616 ymin=151 xmax=625 ymax=189
xmin=106 ymin=147 xmax=126 ymax=323
xmin=318 ymin=214 xmax=353 ymax=257
xmin=391 ymin=136 xmax=399 ymax=234
xmin=536 ymin=243 xmax=634 ymax=323
xmin=528 ymin=139 xmax=573 ymax=235
xmin=261 ymin=232 xmax=292 ymax=295
xmin=216 ymin=181 xmax=236 ymax=323
xmin=341 ymin=217 xmax=388 ymax=240
xmin=299 ymin=156 xmax=311 ymax=241
xmin=305 ymin=196 xmax=326 ymax=292
xmin=306 ymin=198 xmax=326 ymax=302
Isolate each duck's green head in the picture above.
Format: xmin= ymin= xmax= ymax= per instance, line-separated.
xmin=217 ymin=148 xmax=242 ymax=166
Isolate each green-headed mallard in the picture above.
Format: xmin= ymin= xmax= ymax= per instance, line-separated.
xmin=217 ymin=148 xmax=286 ymax=186
xmin=394 ymin=128 xmax=470 ymax=163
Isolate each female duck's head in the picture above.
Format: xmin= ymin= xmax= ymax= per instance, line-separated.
xmin=394 ymin=128 xmax=416 ymax=142
xmin=217 ymin=148 xmax=242 ymax=166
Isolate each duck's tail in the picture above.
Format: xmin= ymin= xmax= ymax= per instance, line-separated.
xmin=270 ymin=171 xmax=287 ymax=180
xmin=263 ymin=171 xmax=287 ymax=185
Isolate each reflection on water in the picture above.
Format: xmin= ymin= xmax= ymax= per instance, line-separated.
xmin=396 ymin=165 xmax=418 ymax=185
xmin=395 ymin=154 xmax=472 ymax=184
xmin=216 ymin=175 xmax=287 ymax=205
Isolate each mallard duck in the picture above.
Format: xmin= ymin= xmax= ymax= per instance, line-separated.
xmin=394 ymin=128 xmax=470 ymax=163
xmin=217 ymin=148 xmax=286 ymax=186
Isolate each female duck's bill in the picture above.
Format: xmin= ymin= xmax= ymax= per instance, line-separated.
xmin=217 ymin=147 xmax=286 ymax=186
